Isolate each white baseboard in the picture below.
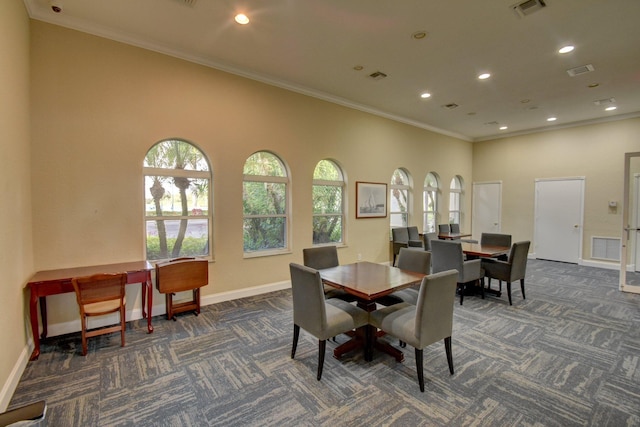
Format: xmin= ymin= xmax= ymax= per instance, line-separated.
xmin=0 ymin=342 xmax=31 ymax=411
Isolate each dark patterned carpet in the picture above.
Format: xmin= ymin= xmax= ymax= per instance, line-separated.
xmin=8 ymin=260 xmax=640 ymax=426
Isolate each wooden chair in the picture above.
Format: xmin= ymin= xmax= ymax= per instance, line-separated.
xmin=370 ymin=270 xmax=458 ymax=392
xmin=155 ymin=258 xmax=209 ymax=321
xmin=72 ymin=273 xmax=127 ymax=356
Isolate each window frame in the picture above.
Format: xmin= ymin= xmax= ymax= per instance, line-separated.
xmin=242 ymin=151 xmax=291 ymax=257
xmin=449 ymin=175 xmax=463 ymax=225
xmin=143 ymin=139 xmax=213 ymax=262
xmin=390 ymin=168 xmax=412 ymax=229
xmin=312 ymin=159 xmax=346 ymax=246
xmin=423 ymin=172 xmax=440 ymax=232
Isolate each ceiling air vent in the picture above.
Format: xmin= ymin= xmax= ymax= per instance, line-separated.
xmin=442 ymin=103 xmax=459 ymax=110
xmin=593 ymin=97 xmax=616 ymax=106
xmin=567 ymin=64 xmax=595 ymax=77
xmin=172 ymin=0 xmax=197 ymax=7
xmin=512 ymin=0 xmax=546 ymax=18
xmin=368 ymin=71 xmax=388 ymax=80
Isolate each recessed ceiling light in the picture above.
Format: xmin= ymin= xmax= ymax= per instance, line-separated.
xmin=353 ymin=65 xmax=364 ymax=71
xmin=605 ymin=106 xmax=617 ymax=111
xmin=420 ymin=92 xmax=431 ymax=99
xmin=558 ymin=45 xmax=575 ymax=54
xmin=547 ymin=117 xmax=557 ymax=122
xmin=520 ymin=99 xmax=531 ymax=104
xmin=234 ymin=13 xmax=250 ymax=25
xmin=478 ymin=73 xmax=491 ymax=80
xmin=499 ymin=126 xmax=508 ymax=130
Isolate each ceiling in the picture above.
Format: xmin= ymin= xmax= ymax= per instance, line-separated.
xmin=24 ymin=0 xmax=640 ymax=141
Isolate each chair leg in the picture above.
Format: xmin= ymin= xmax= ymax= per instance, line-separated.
xmin=120 ymin=305 xmax=126 ymax=347
xmin=507 ymin=282 xmax=513 ymax=305
xmin=480 ymin=278 xmax=485 ymax=299
xmin=291 ymin=324 xmax=300 ymax=359
xmin=317 ymin=340 xmax=326 ymax=380
xmin=458 ymin=284 xmax=464 ymax=305
xmin=415 ymin=348 xmax=424 ymax=392
xmin=444 ymin=336 xmax=454 ymax=374
xmin=81 ymin=316 xmax=88 ymax=356
xmin=520 ymin=279 xmax=526 ymax=300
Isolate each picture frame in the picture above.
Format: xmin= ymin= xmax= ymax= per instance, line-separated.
xmin=356 ymin=181 xmax=387 ymax=218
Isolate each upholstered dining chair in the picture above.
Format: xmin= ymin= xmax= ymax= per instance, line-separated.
xmin=480 ymin=233 xmax=512 ymax=260
xmin=72 ymin=273 xmax=127 ymax=356
xmin=302 ymin=246 xmax=355 ymax=302
xmin=391 ymin=227 xmax=423 ymax=266
xmin=379 ymin=248 xmax=431 ymax=306
xmin=289 ymin=263 xmax=369 ymax=380
xmin=370 ymin=269 xmax=458 ymax=392
xmin=431 ymin=239 xmax=484 ymax=304
xmin=422 ymin=232 xmax=438 ymax=251
xmin=481 ymin=241 xmax=531 ymax=305
xmin=450 ymin=223 xmax=478 ymax=243
xmin=438 ymin=224 xmax=450 ymax=234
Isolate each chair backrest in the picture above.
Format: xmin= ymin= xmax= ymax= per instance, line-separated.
xmin=438 ymin=224 xmax=450 ymax=234
xmin=414 ymin=270 xmax=457 ymax=347
xmin=407 ymin=226 xmax=420 ymax=241
xmin=397 ymin=247 xmax=431 ymax=274
xmin=450 ymin=223 xmax=460 ymax=234
xmin=289 ymin=263 xmax=328 ymax=337
xmin=481 ymin=233 xmax=512 ymax=247
xmin=391 ymin=227 xmax=409 ymax=244
xmin=155 ymin=258 xmax=209 ymax=293
xmin=422 ymin=232 xmax=438 ymax=251
xmin=302 ymin=246 xmax=339 ymax=270
xmin=430 ymin=239 xmax=464 ymax=275
xmin=72 ymin=273 xmax=126 ymax=306
xmin=508 ymin=241 xmax=531 ymax=281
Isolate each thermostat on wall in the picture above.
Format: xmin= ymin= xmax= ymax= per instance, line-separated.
xmin=609 ymin=201 xmax=617 ymax=207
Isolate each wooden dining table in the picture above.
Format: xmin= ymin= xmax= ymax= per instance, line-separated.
xmin=461 ymin=242 xmax=510 ymax=258
xmin=319 ymin=261 xmax=425 ymax=362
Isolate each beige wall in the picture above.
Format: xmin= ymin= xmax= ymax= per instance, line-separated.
xmin=29 ymin=21 xmax=473 ymax=326
xmin=0 ymin=0 xmax=33 ymax=409
xmin=473 ymin=118 xmax=640 ymax=262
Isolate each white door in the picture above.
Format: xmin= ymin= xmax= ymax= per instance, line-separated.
xmin=634 ymin=174 xmax=640 ymax=271
xmin=534 ymin=178 xmax=584 ymax=263
xmin=472 ymin=181 xmax=502 ymax=241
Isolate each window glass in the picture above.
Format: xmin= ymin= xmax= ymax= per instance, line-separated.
xmin=390 ymin=168 xmax=411 ymax=228
xmin=423 ymin=172 xmax=439 ymax=232
xmin=243 ymin=151 xmax=289 ymax=253
xmin=312 ymin=160 xmax=345 ymax=244
xmin=144 ymin=139 xmax=211 ymax=260
xmin=449 ymin=175 xmax=463 ymax=225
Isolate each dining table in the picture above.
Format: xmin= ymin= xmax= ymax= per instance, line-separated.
xmin=461 ymin=242 xmax=510 ymax=258
xmin=319 ymin=261 xmax=425 ymax=362
xmin=438 ymin=231 xmax=473 ymax=240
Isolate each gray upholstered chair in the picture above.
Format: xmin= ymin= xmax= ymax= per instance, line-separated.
xmin=391 ymin=227 xmax=422 ymax=266
xmin=480 ymin=233 xmax=512 ymax=260
xmin=481 ymin=241 xmax=530 ymax=305
xmin=302 ymin=246 xmax=356 ymax=302
xmin=289 ymin=263 xmax=369 ymax=380
xmin=370 ymin=269 xmax=458 ymax=392
xmin=407 ymin=226 xmax=421 ymax=243
xmin=381 ymin=248 xmax=431 ymax=306
xmin=422 ymin=232 xmax=438 ymax=251
xmin=438 ymin=224 xmax=450 ymax=234
xmin=431 ymin=239 xmax=484 ymax=304
xmin=450 ymin=223 xmax=478 ymax=243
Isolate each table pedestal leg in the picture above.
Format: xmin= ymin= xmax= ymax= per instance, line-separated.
xmin=145 ymin=274 xmax=153 ymax=333
xmin=29 ymin=292 xmax=41 ymax=361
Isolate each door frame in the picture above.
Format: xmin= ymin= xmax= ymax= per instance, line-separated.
xmin=620 ymin=152 xmax=640 ymax=293
xmin=533 ymin=177 xmax=585 ymax=263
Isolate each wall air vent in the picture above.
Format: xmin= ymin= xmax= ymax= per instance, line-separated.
xmin=567 ymin=64 xmax=595 ymax=77
xmin=368 ymin=71 xmax=388 ymax=80
xmin=512 ymin=0 xmax=546 ymax=18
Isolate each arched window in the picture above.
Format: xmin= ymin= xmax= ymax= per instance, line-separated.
xmin=243 ymin=151 xmax=289 ymax=253
xmin=449 ymin=175 xmax=463 ymax=224
xmin=423 ymin=172 xmax=440 ymax=232
xmin=390 ymin=168 xmax=411 ymax=228
xmin=312 ymin=159 xmax=345 ymax=245
xmin=143 ymin=139 xmax=212 ymax=261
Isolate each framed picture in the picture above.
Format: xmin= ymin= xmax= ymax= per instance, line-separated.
xmin=356 ymin=181 xmax=387 ymax=218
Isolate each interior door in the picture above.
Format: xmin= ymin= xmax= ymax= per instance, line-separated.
xmin=472 ymin=181 xmax=501 ymax=241
xmin=534 ymin=178 xmax=584 ymax=263
xmin=621 ymin=152 xmax=640 ymax=293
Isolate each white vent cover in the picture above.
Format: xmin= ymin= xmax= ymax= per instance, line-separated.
xmin=512 ymin=0 xmax=546 ymax=18
xmin=172 ymin=0 xmax=197 ymax=6
xmin=592 ymin=236 xmax=621 ymax=261
xmin=567 ymin=64 xmax=595 ymax=77
xmin=593 ymin=97 xmax=616 ymax=106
